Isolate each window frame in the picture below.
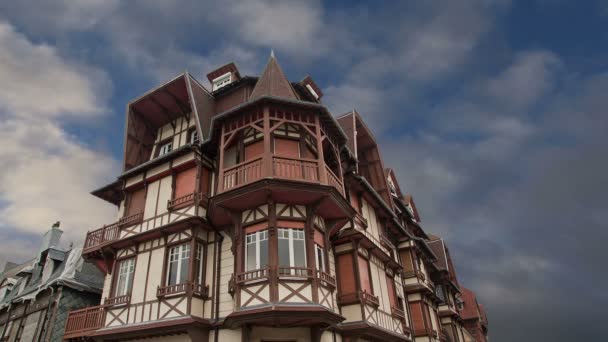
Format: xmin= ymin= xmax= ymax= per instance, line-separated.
xmin=166 ymin=243 xmax=191 ymax=286
xmin=189 ymin=128 xmax=199 ymax=145
xmin=114 ymin=257 xmax=136 ymax=297
xmin=244 ymin=229 xmax=269 ymax=271
xmin=278 ymin=228 xmax=307 ymax=274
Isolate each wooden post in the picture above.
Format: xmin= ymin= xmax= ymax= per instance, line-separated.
xmin=263 ymin=105 xmax=273 ymax=178
xmin=268 ymin=199 xmax=278 ymax=302
xmin=306 ymin=205 xmax=319 ymax=303
xmin=314 ymin=115 xmax=327 ymax=184
xmin=217 ymin=124 xmax=226 ymax=193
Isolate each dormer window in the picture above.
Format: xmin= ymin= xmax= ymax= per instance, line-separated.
xmin=212 ymin=72 xmax=232 ymax=91
xmin=157 ymin=141 xmax=173 ymax=157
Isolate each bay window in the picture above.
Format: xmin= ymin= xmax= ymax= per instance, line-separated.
xmin=115 ymin=258 xmax=135 ymax=297
xmin=245 ymin=230 xmax=268 ymax=271
xmin=278 ymin=228 xmax=306 ymax=275
xmin=167 ymin=244 xmax=190 ymax=285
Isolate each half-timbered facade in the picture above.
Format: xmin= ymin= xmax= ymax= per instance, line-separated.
xmin=63 ymin=54 xmax=487 ymax=342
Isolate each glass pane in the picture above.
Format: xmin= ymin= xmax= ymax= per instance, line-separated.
xmin=278 ymin=235 xmax=290 ymax=267
xmin=259 ymin=237 xmax=268 ymax=268
xmin=294 ymin=239 xmax=306 ymax=267
xmin=246 ymin=240 xmax=256 ymax=271
xmin=168 ymin=261 xmax=178 ymax=285
xmin=179 ymin=256 xmax=189 ymax=284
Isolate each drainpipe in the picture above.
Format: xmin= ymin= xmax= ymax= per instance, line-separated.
xmin=213 ymin=232 xmax=224 ymax=342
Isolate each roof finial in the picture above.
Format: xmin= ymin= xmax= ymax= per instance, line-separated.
xmin=270 ymin=49 xmax=275 ymax=58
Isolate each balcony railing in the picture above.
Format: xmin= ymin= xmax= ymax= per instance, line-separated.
xmin=325 ymin=165 xmax=344 ymax=195
xmin=64 ymin=305 xmax=105 ymax=337
xmin=223 ymin=157 xmax=264 ymax=191
xmin=167 ymin=191 xmax=208 ymax=211
xmin=391 ymin=306 xmax=406 ymax=319
xmin=219 ymin=155 xmax=344 ymax=195
xmin=360 ymin=290 xmax=380 ymax=307
xmin=104 ymin=294 xmax=130 ymax=306
xmin=278 ymin=266 xmax=313 ymax=278
xmin=83 ymin=212 xmax=143 ymax=251
xmin=155 ymin=282 xmax=209 ymax=299
xmin=273 ymin=156 xmax=319 ymax=182
xmin=83 ymin=222 xmax=120 ymax=250
xmin=317 ymin=270 xmax=336 ymax=288
xmin=236 ymin=267 xmax=270 ymax=284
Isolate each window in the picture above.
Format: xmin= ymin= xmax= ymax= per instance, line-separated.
xmin=189 ymin=129 xmax=199 ymax=144
xmin=278 ymin=228 xmax=306 ymax=275
xmin=115 ymin=258 xmax=135 ymax=296
xmin=212 ymin=73 xmax=231 ymax=90
xmin=358 ymin=256 xmax=372 ymax=294
xmin=125 ymin=187 xmax=146 ymax=217
xmin=195 ymin=243 xmax=204 ymax=284
xmin=315 ymin=244 xmax=325 ymax=271
xmin=158 ymin=141 xmax=173 ymax=157
xmin=167 ymin=244 xmax=190 ymax=285
xmin=245 ymin=230 xmax=268 ymax=271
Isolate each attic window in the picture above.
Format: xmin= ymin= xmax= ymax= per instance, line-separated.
xmin=212 ymin=72 xmax=232 ymax=91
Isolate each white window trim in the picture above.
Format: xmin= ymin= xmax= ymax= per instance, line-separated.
xmin=196 ymin=243 xmax=204 ymax=284
xmin=212 ymin=72 xmax=232 ymax=91
xmin=167 ymin=244 xmax=190 ymax=285
xmin=278 ymin=228 xmax=306 ymax=269
xmin=306 ymin=84 xmax=320 ymax=100
xmin=245 ymin=230 xmax=268 ymax=271
xmin=190 ymin=130 xmax=199 ymax=144
xmin=115 ymin=258 xmax=135 ymax=296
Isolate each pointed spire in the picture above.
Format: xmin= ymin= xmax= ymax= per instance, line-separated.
xmin=250 ymin=51 xmax=299 ymax=101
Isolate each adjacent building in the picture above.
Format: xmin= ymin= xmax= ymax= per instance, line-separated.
xmin=62 ymin=55 xmax=488 ymax=341
xmin=0 ymin=225 xmax=104 ymax=342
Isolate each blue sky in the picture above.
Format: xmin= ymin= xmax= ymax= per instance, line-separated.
xmin=0 ymin=1 xmax=607 ymax=340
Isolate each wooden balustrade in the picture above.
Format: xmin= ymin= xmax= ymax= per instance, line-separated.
xmin=64 ymin=305 xmax=105 ymax=337
xmin=317 ymin=270 xmax=336 ymax=288
xmin=278 ymin=266 xmax=313 ymax=278
xmin=391 ymin=306 xmax=406 ymax=319
xmin=273 ymin=156 xmax=319 ymax=182
xmin=84 ymin=222 xmax=120 ymax=249
xmin=193 ymin=283 xmax=210 ymax=299
xmin=325 ymin=165 xmax=344 ymax=195
xmin=376 ymin=308 xmax=396 ymax=331
xmin=223 ymin=157 xmax=264 ymax=190
xmin=167 ymin=192 xmax=196 ymax=210
xmin=104 ymin=294 xmax=130 ymax=306
xmin=156 ymin=282 xmax=190 ymax=297
xmin=236 ymin=268 xmax=269 ymax=284
xmin=120 ymin=212 xmax=143 ymax=227
xmin=83 ymin=211 xmax=143 ymax=251
xmin=360 ymin=290 xmax=380 ymax=307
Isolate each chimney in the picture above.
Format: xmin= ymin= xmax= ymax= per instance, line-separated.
xmin=39 ymin=222 xmax=63 ymax=254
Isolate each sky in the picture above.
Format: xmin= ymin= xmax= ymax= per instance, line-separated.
xmin=0 ymin=1 xmax=606 ymax=340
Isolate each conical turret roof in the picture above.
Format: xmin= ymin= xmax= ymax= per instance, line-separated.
xmin=250 ymin=52 xmax=299 ymax=100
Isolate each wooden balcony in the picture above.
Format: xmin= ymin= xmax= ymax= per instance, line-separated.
xmin=236 ymin=267 xmax=270 ymax=284
xmin=317 ymin=270 xmax=336 ymax=289
xmin=360 ymin=290 xmax=380 ymax=307
xmin=64 ymin=305 xmax=105 ymax=339
xmin=156 ymin=282 xmax=209 ymax=299
xmin=83 ymin=212 xmax=143 ymax=252
xmin=167 ymin=191 xmax=208 ymax=211
xmin=104 ymin=294 xmax=130 ymax=307
xmin=277 ymin=266 xmax=314 ymax=278
xmin=391 ymin=306 xmax=406 ymax=320
xmin=219 ymin=155 xmax=344 ymax=195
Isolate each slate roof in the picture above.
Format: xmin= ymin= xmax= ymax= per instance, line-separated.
xmin=0 ymin=247 xmax=103 ymax=309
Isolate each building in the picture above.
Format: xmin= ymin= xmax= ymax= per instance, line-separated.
xmin=63 ymin=54 xmax=488 ymax=342
xmin=459 ymin=288 xmax=488 ymax=342
xmin=0 ymin=225 xmax=104 ymax=342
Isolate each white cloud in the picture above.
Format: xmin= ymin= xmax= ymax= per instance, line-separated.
xmin=0 ymin=22 xmax=111 ymax=118
xmin=0 ymin=21 xmax=118 ymax=261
